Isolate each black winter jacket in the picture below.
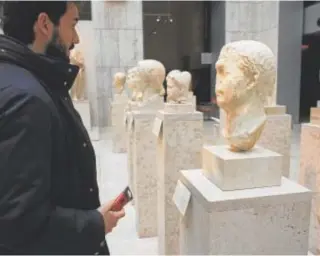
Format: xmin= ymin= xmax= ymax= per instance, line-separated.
xmin=0 ymin=35 xmax=109 ymax=255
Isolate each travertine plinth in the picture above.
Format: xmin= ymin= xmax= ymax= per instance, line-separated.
xmin=111 ymin=95 xmax=128 ymax=153
xmin=220 ymin=105 xmax=292 ymax=177
xmin=264 ymin=105 xmax=286 ymax=115
xmin=157 ymin=103 xmax=203 ymax=255
xmin=132 ymin=110 xmax=161 ymax=238
xmin=202 ymin=145 xmax=282 ymax=191
xmin=310 ymin=107 xmax=320 ymax=125
xmin=299 ymin=123 xmax=320 ymax=254
xmin=179 ymin=169 xmax=312 ymax=255
xmin=188 ymin=92 xmax=196 ymax=107
xmin=125 ymin=102 xmax=140 ymax=206
xmin=258 ymin=105 xmax=292 ymax=177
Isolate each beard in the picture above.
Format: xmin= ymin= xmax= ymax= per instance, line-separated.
xmin=45 ymin=28 xmax=74 ymax=63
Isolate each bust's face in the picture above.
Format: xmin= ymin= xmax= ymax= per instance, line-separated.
xmin=215 ymin=57 xmax=251 ymax=111
xmin=126 ymin=70 xmax=140 ymax=90
xmin=166 ymin=76 xmax=180 ymax=101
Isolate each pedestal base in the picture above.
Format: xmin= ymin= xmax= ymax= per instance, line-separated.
xmin=258 ymin=105 xmax=292 ymax=177
xmin=133 ymin=111 xmax=159 ymax=238
xmin=179 ymin=169 xmax=312 ymax=255
xmin=310 ymin=107 xmax=320 ymax=126
xmin=111 ymin=101 xmax=127 ymax=153
xmin=73 ymin=100 xmax=91 ymax=130
xmin=202 ymin=145 xmax=282 ymax=191
xmin=157 ymin=104 xmax=203 ymax=255
xmin=299 ymin=123 xmax=320 ymax=254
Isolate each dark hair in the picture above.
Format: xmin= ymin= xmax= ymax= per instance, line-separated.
xmin=2 ymin=1 xmax=69 ymax=45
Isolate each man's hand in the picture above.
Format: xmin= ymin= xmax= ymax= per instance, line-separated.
xmin=98 ymin=200 xmax=126 ymax=234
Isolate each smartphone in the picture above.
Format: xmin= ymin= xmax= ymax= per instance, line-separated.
xmin=110 ymin=186 xmax=133 ymax=211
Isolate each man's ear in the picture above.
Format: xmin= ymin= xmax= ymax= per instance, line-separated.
xmin=35 ymin=13 xmax=53 ymax=39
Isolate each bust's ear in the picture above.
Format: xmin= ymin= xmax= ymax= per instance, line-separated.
xmin=246 ymin=70 xmax=259 ymax=91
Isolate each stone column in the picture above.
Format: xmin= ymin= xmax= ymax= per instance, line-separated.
xmin=156 ymin=103 xmax=203 ymax=255
xmin=299 ymin=107 xmax=320 ymax=255
xmin=91 ymin=0 xmax=144 ymax=128
xmin=132 ymin=109 xmax=161 ymax=238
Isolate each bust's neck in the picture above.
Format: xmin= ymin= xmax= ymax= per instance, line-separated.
xmin=143 ymin=87 xmax=158 ymax=99
xmin=223 ymin=98 xmax=266 ymax=151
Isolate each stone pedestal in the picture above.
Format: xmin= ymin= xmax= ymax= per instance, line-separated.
xmin=299 ymin=122 xmax=320 ymax=255
xmin=178 ymin=169 xmax=312 ymax=255
xmin=132 ymin=98 xmax=164 ymax=238
xmin=202 ymin=145 xmax=282 ymax=191
xmin=257 ymin=105 xmax=292 ymax=177
xmin=220 ymin=105 xmax=292 ymax=178
xmin=73 ymin=100 xmax=91 ymax=130
xmin=188 ymin=92 xmax=196 ymax=107
xmin=156 ymin=103 xmax=203 ymax=255
xmin=125 ymin=102 xmax=140 ymax=206
xmin=111 ymin=94 xmax=128 ymax=153
xmin=310 ymin=107 xmax=320 ymax=125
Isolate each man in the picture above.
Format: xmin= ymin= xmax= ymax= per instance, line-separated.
xmin=0 ymin=1 xmax=125 ymax=254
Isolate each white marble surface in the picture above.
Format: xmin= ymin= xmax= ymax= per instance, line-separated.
xmin=92 ymin=0 xmax=144 ymax=127
xmin=179 ymin=169 xmax=312 ymax=255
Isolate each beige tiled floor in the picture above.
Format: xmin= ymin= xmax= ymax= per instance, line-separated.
xmin=92 ymin=121 xmax=303 ymax=255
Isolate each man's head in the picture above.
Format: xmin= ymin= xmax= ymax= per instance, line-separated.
xmin=2 ymin=1 xmax=80 ymax=60
xmin=215 ymin=40 xmax=276 ymax=112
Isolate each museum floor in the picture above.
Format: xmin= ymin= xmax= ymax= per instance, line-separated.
xmin=91 ymin=121 xmax=302 ymax=255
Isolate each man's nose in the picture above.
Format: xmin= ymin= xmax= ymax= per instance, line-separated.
xmin=74 ymin=30 xmax=80 ymax=45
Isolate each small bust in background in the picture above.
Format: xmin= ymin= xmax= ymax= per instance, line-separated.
xmin=136 ymin=59 xmax=166 ymax=101
xmin=215 ymin=40 xmax=276 ymax=152
xmin=166 ymin=69 xmax=191 ymax=104
xmin=113 ymin=72 xmax=126 ymax=95
xmin=126 ymin=66 xmax=142 ymax=102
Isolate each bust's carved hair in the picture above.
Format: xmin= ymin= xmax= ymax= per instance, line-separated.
xmin=219 ymin=40 xmax=276 ymax=105
xmin=113 ymin=72 xmax=126 ymax=89
xmin=137 ymin=59 xmax=165 ymax=92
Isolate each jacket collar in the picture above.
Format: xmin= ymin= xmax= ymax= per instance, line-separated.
xmin=0 ymin=35 xmax=79 ymax=91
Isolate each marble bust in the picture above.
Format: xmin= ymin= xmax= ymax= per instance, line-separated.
xmin=166 ymin=69 xmax=191 ymax=104
xmin=215 ymin=40 xmax=276 ymax=152
xmin=126 ymin=66 xmax=141 ymax=102
xmin=136 ymin=59 xmax=166 ymax=103
xmin=113 ymin=72 xmax=126 ymax=95
xmin=70 ymin=48 xmax=86 ymax=101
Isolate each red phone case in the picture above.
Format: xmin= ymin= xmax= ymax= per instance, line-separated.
xmin=111 ymin=186 xmax=133 ymax=211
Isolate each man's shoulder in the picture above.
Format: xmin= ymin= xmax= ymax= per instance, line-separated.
xmin=0 ymin=62 xmax=54 ymax=107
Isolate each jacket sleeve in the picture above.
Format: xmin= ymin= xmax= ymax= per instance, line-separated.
xmin=0 ymin=88 xmax=105 ymax=254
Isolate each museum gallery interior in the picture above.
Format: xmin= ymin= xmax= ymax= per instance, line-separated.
xmin=1 ymin=0 xmax=320 ymax=255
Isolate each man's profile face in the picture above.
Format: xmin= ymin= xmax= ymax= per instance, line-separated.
xmin=45 ymin=2 xmax=80 ymax=60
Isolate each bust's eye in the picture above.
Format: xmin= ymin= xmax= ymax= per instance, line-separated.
xmin=216 ymin=63 xmax=225 ymax=76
